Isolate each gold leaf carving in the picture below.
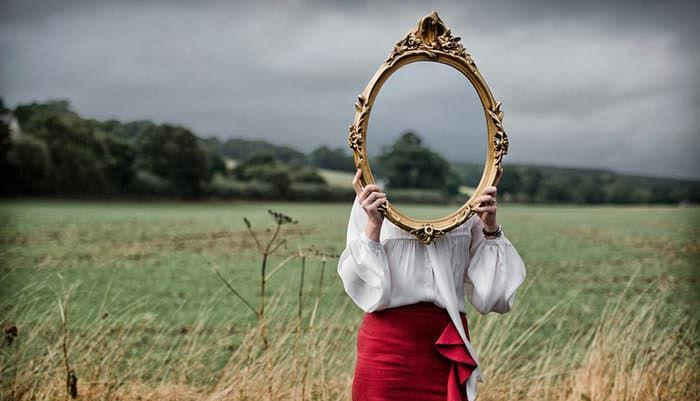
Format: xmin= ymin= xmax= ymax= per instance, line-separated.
xmin=488 ymin=102 xmax=509 ymax=161
xmin=349 ymin=95 xmax=371 ymax=153
xmin=452 ymin=207 xmax=472 ymax=226
xmin=386 ymin=11 xmax=476 ymax=70
xmin=409 ymin=224 xmax=446 ymax=245
xmin=347 ymin=124 xmax=363 ymax=152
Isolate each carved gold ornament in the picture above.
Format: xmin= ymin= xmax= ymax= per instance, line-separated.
xmin=348 ymin=11 xmax=509 ymax=245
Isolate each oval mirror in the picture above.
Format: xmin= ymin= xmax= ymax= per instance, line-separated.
xmin=348 ymin=11 xmax=509 ymax=244
xmin=368 ymin=61 xmax=486 ymax=221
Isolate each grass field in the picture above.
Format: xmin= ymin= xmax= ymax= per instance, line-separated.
xmin=0 ymin=200 xmax=698 ymax=400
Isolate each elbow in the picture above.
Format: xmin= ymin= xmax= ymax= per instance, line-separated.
xmin=339 ymin=274 xmax=390 ymax=313
xmin=337 ymin=253 xmax=391 ymax=313
xmin=467 ymin=237 xmax=527 ymax=315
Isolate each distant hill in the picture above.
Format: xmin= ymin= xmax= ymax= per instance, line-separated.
xmin=207 ymin=137 xmax=307 ymax=164
xmin=2 ymin=98 xmax=698 ymax=203
xmin=207 ymin=135 xmax=700 ymax=204
xmin=451 ymin=161 xmax=700 ymax=204
xmin=201 ymin=137 xmax=355 ymax=172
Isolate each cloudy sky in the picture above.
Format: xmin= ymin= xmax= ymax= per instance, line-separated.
xmin=1 ymin=0 xmax=698 ymax=179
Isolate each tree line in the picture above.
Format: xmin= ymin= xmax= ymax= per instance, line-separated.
xmin=1 ymin=99 xmax=697 ymax=204
xmin=0 ymin=99 xmax=356 ymax=200
xmin=364 ymin=131 xmax=699 ymax=204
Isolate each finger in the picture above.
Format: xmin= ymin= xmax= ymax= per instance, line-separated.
xmin=362 ymin=192 xmax=386 ymax=205
xmin=474 ymin=194 xmax=496 ymax=205
xmin=482 ymin=186 xmax=497 ymax=196
xmin=473 ymin=205 xmax=497 ymax=214
xmin=474 ymin=205 xmax=497 ymax=214
xmin=359 ymin=184 xmax=381 ymax=202
xmin=352 ymin=170 xmax=363 ymax=195
xmin=362 ymin=195 xmax=386 ymax=210
xmin=353 ymin=182 xmax=362 ymax=197
xmin=369 ymin=197 xmax=387 ymax=212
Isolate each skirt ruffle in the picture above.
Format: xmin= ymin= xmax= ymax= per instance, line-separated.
xmin=352 ymin=302 xmax=477 ymax=401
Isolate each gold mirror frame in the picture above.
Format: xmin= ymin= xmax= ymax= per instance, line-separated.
xmin=348 ymin=11 xmax=509 ymax=244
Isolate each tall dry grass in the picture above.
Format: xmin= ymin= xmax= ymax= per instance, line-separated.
xmin=473 ymin=277 xmax=699 ymax=400
xmin=1 ymin=276 xmax=697 ymax=401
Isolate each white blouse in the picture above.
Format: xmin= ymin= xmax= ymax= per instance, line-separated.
xmin=337 ymin=195 xmax=527 ymax=401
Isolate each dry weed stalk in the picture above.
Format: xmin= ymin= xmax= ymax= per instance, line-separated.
xmin=211 ymin=209 xmax=344 ymax=400
xmin=212 ymin=209 xmax=298 ymax=350
xmin=290 ymin=246 xmax=338 ymax=401
xmin=56 ymin=274 xmax=78 ymax=400
xmin=0 ymin=278 xmax=697 ymax=401
xmin=294 ymin=245 xmax=339 ymax=330
xmin=2 ymin=215 xmax=697 ymax=401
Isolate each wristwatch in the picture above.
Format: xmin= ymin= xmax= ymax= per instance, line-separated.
xmin=482 ymin=224 xmax=502 ymax=238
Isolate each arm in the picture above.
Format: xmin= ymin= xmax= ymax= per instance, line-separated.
xmin=337 ymin=170 xmax=391 ymax=312
xmin=464 ymin=186 xmax=527 ymax=314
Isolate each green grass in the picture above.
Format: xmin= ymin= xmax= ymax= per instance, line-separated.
xmin=0 ymin=200 xmax=698 ymax=379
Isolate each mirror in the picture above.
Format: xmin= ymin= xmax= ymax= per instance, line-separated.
xmin=368 ymin=61 xmax=486 ymax=220
xmin=348 ymin=11 xmax=509 ymax=244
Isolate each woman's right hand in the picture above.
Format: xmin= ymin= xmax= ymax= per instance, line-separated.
xmin=352 ymin=169 xmax=386 ymax=242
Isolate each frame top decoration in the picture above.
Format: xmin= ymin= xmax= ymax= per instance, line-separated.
xmin=348 ymin=11 xmax=509 ymax=244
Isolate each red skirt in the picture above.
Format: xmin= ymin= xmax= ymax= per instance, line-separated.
xmin=352 ymin=302 xmax=477 ymax=401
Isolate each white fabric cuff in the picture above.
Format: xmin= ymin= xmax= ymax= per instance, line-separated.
xmin=466 ymin=233 xmax=526 ymax=315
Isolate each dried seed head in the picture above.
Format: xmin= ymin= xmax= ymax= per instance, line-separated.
xmin=267 ymin=209 xmax=298 ymax=225
xmin=4 ymin=325 xmax=18 ymax=346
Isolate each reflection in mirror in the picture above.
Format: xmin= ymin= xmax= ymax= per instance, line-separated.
xmin=368 ymin=61 xmax=487 ymax=220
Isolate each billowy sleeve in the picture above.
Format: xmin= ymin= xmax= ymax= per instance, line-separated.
xmin=465 ymin=219 xmax=527 ymax=315
xmin=336 ymin=195 xmax=392 ymax=312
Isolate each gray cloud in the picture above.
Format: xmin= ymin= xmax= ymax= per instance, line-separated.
xmin=1 ymin=0 xmax=698 ymax=179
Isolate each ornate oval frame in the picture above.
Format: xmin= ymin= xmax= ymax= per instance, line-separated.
xmin=348 ymin=11 xmax=509 ymax=244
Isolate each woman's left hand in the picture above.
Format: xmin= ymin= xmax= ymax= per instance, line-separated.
xmin=473 ymin=186 xmax=498 ymax=232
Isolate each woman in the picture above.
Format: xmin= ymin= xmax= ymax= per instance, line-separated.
xmin=337 ymin=169 xmax=527 ymax=401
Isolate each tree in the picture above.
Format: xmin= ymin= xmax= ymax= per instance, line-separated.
xmin=232 ymin=152 xmax=291 ymax=195
xmin=219 ymin=138 xmax=305 ymax=164
xmin=24 ymin=112 xmax=115 ymax=195
xmin=103 ymin=135 xmax=136 ymax=194
xmin=535 ymin=174 xmax=575 ymax=203
xmin=199 ymin=141 xmax=227 ymax=179
xmin=134 ymin=124 xmax=208 ymax=198
xmin=374 ymin=132 xmax=451 ymax=191
xmin=290 ymin=167 xmax=326 ymax=184
xmin=307 ymin=146 xmax=354 ymax=172
xmin=497 ymin=167 xmax=522 ymax=198
xmin=0 ymin=135 xmax=51 ymax=195
xmin=604 ymin=179 xmax=652 ymax=204
xmin=0 ymin=101 xmax=10 ymax=156
xmin=95 ymin=119 xmax=154 ymax=140
xmin=14 ymin=100 xmax=72 ymax=130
